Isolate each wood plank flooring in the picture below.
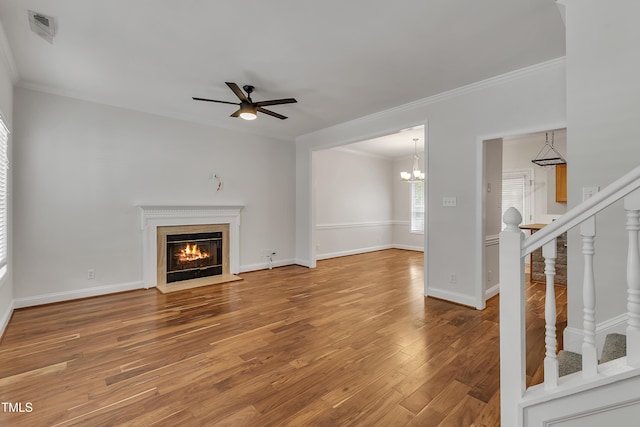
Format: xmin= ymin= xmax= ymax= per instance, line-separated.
xmin=0 ymin=249 xmax=566 ymax=426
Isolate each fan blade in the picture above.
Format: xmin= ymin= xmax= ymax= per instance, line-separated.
xmin=230 ymin=109 xmax=241 ymax=118
xmin=225 ymin=82 xmax=248 ymax=102
xmin=192 ymin=97 xmax=239 ymax=106
xmin=257 ymin=107 xmax=287 ymax=120
xmin=255 ymin=98 xmax=297 ymax=107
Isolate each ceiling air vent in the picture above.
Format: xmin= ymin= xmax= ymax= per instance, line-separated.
xmin=28 ymin=10 xmax=56 ymax=43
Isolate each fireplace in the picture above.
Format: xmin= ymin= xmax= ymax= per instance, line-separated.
xmin=154 ymin=223 xmax=241 ymax=292
xmin=166 ymin=231 xmax=223 ymax=283
xmin=139 ymin=205 xmax=243 ymax=293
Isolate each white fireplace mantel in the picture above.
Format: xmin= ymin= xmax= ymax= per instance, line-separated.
xmin=139 ymin=205 xmax=243 ymax=288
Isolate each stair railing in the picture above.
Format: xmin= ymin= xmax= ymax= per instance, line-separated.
xmin=500 ymin=164 xmax=640 ymax=427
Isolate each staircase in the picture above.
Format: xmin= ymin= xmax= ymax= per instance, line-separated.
xmin=558 ymin=333 xmax=627 ymax=377
xmin=500 ymin=165 xmax=640 ymax=426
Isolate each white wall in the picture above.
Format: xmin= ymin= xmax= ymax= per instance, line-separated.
xmin=563 ymin=0 xmax=640 ymax=329
xmin=313 ymin=147 xmax=424 ymax=260
xmin=12 ymin=88 xmax=296 ymax=307
xmin=484 ymin=139 xmax=502 ymax=297
xmin=296 ymin=59 xmax=566 ymax=308
xmin=502 ymin=129 xmax=567 ymax=224
xmin=314 ymin=147 xmax=393 ymax=258
xmin=0 ymin=22 xmax=14 ymax=336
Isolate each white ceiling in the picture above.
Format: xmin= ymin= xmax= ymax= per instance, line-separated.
xmin=0 ymin=0 xmax=565 ymax=152
xmin=341 ymin=126 xmax=425 ymax=159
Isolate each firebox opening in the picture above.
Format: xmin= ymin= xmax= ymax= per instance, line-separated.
xmin=166 ymin=232 xmax=223 ymax=283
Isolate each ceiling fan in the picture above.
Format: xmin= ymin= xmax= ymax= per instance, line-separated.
xmin=193 ymin=82 xmax=297 ymax=120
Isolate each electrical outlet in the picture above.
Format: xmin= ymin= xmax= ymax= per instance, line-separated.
xmin=443 ymin=197 xmax=457 ymax=207
xmin=450 ymin=272 xmax=456 ymax=284
xmin=87 ymin=269 xmax=95 ymax=279
xmin=488 ymin=270 xmax=492 ymax=283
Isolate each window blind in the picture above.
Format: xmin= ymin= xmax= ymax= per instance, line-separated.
xmin=0 ymin=115 xmax=8 ymax=269
xmin=502 ymin=174 xmax=526 ymax=230
xmin=411 ymin=181 xmax=425 ymax=233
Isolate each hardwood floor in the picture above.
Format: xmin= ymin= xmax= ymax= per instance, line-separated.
xmin=0 ymin=249 xmax=566 ymax=426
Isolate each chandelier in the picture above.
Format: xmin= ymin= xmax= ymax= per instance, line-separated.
xmin=400 ymin=138 xmax=425 ymax=182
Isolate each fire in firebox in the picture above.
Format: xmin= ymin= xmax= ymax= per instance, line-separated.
xmin=166 ymin=231 xmax=223 ymax=283
xmin=178 ymin=243 xmax=210 ymax=263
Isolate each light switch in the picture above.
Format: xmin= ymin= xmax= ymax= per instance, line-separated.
xmin=583 ymin=186 xmax=599 ymax=201
xmin=443 ymin=197 xmax=457 ymax=207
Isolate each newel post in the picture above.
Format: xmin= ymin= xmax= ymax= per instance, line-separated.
xmin=500 ymin=207 xmax=526 ymax=427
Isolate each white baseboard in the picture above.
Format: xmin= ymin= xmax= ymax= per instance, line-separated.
xmin=563 ymin=313 xmax=628 ymax=355
xmin=293 ymin=258 xmax=313 ymax=268
xmin=392 ymin=244 xmax=425 ymax=252
xmin=316 ymin=244 xmax=424 ymax=261
xmin=316 ymin=244 xmax=394 ymax=260
xmin=10 ymin=259 xmax=302 ymax=309
xmin=316 ymin=220 xmax=395 ymax=230
xmin=485 ymin=283 xmax=500 ymax=300
xmin=426 ymin=286 xmax=477 ymax=308
xmin=10 ymin=247 xmax=422 ymax=309
xmin=13 ymin=281 xmax=145 ymax=309
xmin=0 ymin=299 xmax=14 ymax=338
xmin=239 ymin=258 xmax=295 ymax=273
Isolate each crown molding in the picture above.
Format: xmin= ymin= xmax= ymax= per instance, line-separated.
xmin=15 ymin=81 xmax=295 ymax=143
xmin=299 ymin=56 xmax=566 ymax=143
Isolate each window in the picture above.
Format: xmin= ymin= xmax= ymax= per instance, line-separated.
xmin=411 ymin=181 xmax=425 ymax=233
xmin=0 ymin=114 xmax=8 ymax=271
xmin=502 ymin=170 xmax=532 ymax=229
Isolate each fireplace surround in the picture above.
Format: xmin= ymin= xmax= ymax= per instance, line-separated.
xmin=140 ymin=205 xmax=243 ymax=292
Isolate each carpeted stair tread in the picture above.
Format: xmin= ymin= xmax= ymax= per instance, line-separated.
xmin=600 ymin=333 xmax=626 ymax=363
xmin=557 ymin=333 xmax=627 ymax=377
xmin=558 ymin=350 xmax=582 ymax=377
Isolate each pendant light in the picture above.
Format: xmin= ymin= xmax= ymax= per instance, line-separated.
xmin=400 ymin=138 xmax=425 ymax=182
xmin=532 ymin=131 xmax=566 ymax=166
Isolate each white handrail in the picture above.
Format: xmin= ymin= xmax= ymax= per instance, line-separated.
xmin=501 ymin=165 xmax=640 ymax=426
xmin=522 ymin=164 xmax=640 ymax=257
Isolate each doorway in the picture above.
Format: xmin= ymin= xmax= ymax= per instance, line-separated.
xmin=481 ymin=128 xmax=567 ymax=306
xmin=312 ymin=126 xmax=426 ymax=262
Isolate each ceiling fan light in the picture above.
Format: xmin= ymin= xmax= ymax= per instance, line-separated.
xmin=240 ymin=111 xmax=257 ymax=120
xmin=239 ymin=103 xmax=257 ymax=120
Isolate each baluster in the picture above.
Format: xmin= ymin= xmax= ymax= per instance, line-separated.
xmin=543 ymin=239 xmax=558 ymax=389
xmin=581 ymin=215 xmax=598 ymax=377
xmin=499 ymin=207 xmax=525 ymax=427
xmin=625 ymin=189 xmax=640 ymax=366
